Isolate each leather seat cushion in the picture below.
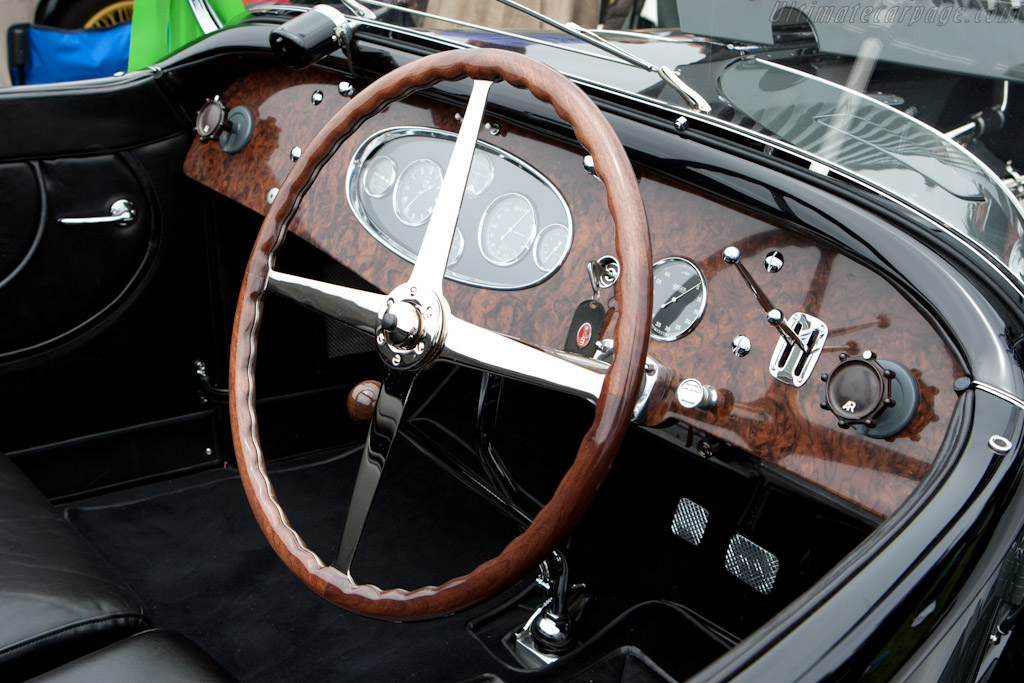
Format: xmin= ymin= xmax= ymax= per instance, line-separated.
xmin=0 ymin=455 xmax=149 ymax=679
xmin=27 ymin=630 xmax=235 ymax=683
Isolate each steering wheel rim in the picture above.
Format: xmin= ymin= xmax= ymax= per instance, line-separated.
xmin=229 ymin=48 xmax=652 ymax=621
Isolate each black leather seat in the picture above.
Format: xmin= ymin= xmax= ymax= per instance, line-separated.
xmin=0 ymin=454 xmax=149 ymax=679
xmin=26 ymin=630 xmax=235 ymax=683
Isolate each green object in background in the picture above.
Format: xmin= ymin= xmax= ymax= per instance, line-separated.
xmin=128 ymin=0 xmax=250 ymax=70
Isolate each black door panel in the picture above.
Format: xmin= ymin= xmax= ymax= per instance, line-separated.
xmin=0 ymin=153 xmax=156 ymax=357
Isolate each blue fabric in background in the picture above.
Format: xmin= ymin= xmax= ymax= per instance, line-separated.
xmin=23 ymin=22 xmax=131 ymax=85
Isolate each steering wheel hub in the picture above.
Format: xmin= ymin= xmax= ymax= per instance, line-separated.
xmin=375 ymin=283 xmax=447 ymax=369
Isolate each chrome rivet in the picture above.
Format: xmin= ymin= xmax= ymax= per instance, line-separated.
xmin=416 ymin=342 xmax=425 ymax=354
xmin=454 ymin=112 xmax=463 ymax=122
xmin=410 ymin=286 xmax=417 ymax=294
xmin=392 ymin=355 xmax=401 ymax=366
xmin=205 ymin=447 xmax=213 ymax=456
xmin=731 ymin=335 xmax=751 ymax=357
xmin=376 ymin=332 xmax=385 ymax=345
xmin=290 ymin=146 xmax=302 ymax=161
xmin=267 ymin=187 xmax=279 ymax=204
xmin=582 ymin=155 xmax=598 ymax=178
xmin=674 ymin=115 xmax=689 ymax=132
xmin=764 ymin=250 xmax=784 ymax=273
xmin=338 ymin=81 xmax=355 ymax=97
xmin=485 ymin=121 xmax=501 ymax=135
xmin=990 ymin=435 xmax=1013 ymax=455
xmin=311 ymin=89 xmax=324 ymax=105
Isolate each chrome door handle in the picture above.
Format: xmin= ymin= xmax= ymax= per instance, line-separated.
xmin=57 ymin=199 xmax=137 ymax=227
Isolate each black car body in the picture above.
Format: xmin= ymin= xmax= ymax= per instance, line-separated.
xmin=2 ymin=1 xmax=1024 ymax=681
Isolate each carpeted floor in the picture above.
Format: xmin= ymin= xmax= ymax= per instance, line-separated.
xmin=64 ymin=443 xmax=523 ymax=682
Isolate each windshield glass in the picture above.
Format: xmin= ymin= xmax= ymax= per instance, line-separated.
xmin=278 ymin=0 xmax=1024 ymax=280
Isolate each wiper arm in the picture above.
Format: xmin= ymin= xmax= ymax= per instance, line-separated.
xmin=492 ymin=0 xmax=711 ymax=113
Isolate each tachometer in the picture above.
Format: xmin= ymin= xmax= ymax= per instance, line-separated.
xmin=651 ymin=257 xmax=707 ymax=341
xmin=478 ymin=193 xmax=536 ymax=266
xmin=394 ymin=158 xmax=443 ymax=226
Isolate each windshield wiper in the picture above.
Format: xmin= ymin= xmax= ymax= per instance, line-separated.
xmin=492 ymin=0 xmax=711 ymax=113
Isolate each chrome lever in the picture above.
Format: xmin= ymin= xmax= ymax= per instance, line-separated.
xmin=57 ymin=199 xmax=136 ymax=227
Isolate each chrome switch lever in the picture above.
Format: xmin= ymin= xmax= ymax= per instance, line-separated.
xmin=723 ymin=246 xmax=807 ymax=354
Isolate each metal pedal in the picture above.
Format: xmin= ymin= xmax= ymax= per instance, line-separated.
xmin=670 ymin=498 xmax=709 ymax=547
xmin=724 ymin=534 xmax=779 ymax=595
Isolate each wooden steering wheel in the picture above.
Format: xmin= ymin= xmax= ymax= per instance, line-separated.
xmin=229 ymin=48 xmax=652 ymax=620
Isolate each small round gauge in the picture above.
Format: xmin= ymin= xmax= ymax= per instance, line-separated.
xmin=650 ymin=257 xmax=707 ymax=341
xmin=533 ymin=223 xmax=571 ymax=272
xmin=479 ymin=193 xmax=537 ymax=266
xmin=466 ymin=152 xmax=494 ymax=198
xmin=447 ymin=228 xmax=465 ymax=267
xmin=361 ymin=155 xmax=396 ymax=198
xmin=394 ymin=158 xmax=443 ymax=226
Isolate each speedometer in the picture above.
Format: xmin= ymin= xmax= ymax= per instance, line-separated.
xmin=651 ymin=257 xmax=707 ymax=341
xmin=478 ymin=193 xmax=536 ymax=266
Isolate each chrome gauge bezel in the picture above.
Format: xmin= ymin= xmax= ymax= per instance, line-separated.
xmin=346 ymin=126 xmax=574 ymax=290
xmin=448 ymin=228 xmax=465 ymax=267
xmin=478 ymin=192 xmax=537 ymax=267
xmin=534 ymin=223 xmax=571 ymax=272
xmin=650 ymin=256 xmax=708 ymax=341
xmin=360 ymin=155 xmax=396 ymax=198
xmin=393 ymin=158 xmax=443 ymax=227
xmin=466 ymin=152 xmax=494 ymax=198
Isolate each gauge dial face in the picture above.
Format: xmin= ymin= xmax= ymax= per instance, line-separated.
xmin=466 ymin=152 xmax=494 ymax=198
xmin=361 ymin=155 xmax=396 ymax=198
xmin=394 ymin=158 xmax=443 ymax=226
xmin=651 ymin=257 xmax=707 ymax=341
xmin=479 ymin=193 xmax=537 ymax=266
xmin=447 ymin=228 xmax=465 ymax=267
xmin=534 ymin=223 xmax=571 ymax=272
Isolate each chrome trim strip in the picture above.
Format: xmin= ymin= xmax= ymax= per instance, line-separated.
xmin=971 ymin=381 xmax=1024 ymax=413
xmin=187 ymin=0 xmax=223 ymax=33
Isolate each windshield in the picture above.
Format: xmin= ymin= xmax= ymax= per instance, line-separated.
xmin=274 ymin=0 xmax=1024 ymax=280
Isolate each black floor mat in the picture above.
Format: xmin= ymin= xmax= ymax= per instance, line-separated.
xmin=64 ymin=444 xmax=524 ymax=682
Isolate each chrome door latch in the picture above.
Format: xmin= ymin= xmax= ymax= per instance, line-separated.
xmin=57 ymin=199 xmax=136 ymax=228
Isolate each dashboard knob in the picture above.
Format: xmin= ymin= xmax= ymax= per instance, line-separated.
xmin=196 ymin=97 xmax=232 ymax=142
xmin=820 ymin=351 xmax=893 ymax=429
xmin=820 ymin=351 xmax=919 ymax=437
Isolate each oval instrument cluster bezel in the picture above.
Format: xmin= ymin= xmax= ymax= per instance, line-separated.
xmin=346 ymin=127 xmax=574 ymax=290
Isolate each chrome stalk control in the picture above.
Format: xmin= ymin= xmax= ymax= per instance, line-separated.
xmin=723 ymin=246 xmax=828 ymax=387
xmin=723 ymin=247 xmax=807 ymax=354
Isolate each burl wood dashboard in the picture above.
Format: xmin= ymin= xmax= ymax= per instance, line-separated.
xmin=184 ymin=67 xmax=962 ymax=519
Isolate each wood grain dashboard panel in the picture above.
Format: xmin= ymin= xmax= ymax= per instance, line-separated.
xmin=185 ymin=67 xmax=962 ymax=518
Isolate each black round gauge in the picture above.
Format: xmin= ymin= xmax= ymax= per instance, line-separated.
xmin=651 ymin=257 xmax=707 ymax=341
xmin=361 ymin=155 xmax=396 ymax=198
xmin=478 ymin=193 xmax=536 ymax=266
xmin=394 ymin=158 xmax=443 ymax=226
xmin=534 ymin=223 xmax=570 ymax=272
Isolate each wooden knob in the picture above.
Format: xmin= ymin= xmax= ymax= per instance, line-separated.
xmin=347 ymin=380 xmax=381 ymax=424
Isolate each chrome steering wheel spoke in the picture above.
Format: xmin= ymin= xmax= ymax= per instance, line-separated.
xmin=334 ymin=367 xmax=416 ymax=575
xmin=267 ymin=268 xmax=384 ymax=334
xmin=442 ymin=316 xmax=606 ymax=403
xmin=408 ymin=79 xmax=493 ymax=294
